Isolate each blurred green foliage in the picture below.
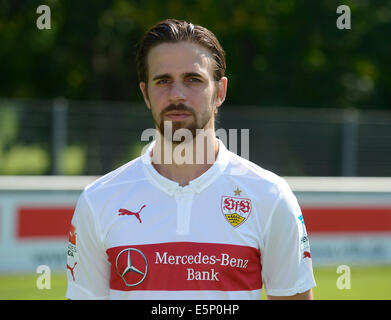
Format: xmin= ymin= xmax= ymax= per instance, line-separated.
xmin=0 ymin=0 xmax=390 ymax=109
xmin=0 ymin=144 xmax=49 ymax=175
xmin=59 ymin=145 xmax=86 ymax=175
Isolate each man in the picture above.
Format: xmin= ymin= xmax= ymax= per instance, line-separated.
xmin=66 ymin=19 xmax=316 ymax=300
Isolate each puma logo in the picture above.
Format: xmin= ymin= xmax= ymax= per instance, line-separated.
xmin=67 ymin=262 xmax=77 ymax=281
xmin=118 ymin=205 xmax=146 ymax=223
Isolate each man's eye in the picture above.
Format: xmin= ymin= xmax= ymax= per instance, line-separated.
xmin=156 ymin=79 xmax=170 ymax=85
xmin=188 ymin=77 xmax=201 ymax=82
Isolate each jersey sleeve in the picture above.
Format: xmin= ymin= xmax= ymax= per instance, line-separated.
xmin=261 ymin=180 xmax=316 ymax=297
xmin=66 ymin=191 xmax=111 ymax=299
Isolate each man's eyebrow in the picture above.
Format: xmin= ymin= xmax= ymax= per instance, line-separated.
xmin=183 ymin=72 xmax=204 ymax=78
xmin=152 ymin=72 xmax=205 ymax=81
xmin=152 ymin=73 xmax=171 ymax=81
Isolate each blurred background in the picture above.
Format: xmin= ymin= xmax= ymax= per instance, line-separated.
xmin=0 ymin=0 xmax=390 ymax=299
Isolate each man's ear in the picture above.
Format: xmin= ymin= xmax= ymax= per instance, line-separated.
xmin=214 ymin=77 xmax=228 ymax=108
xmin=139 ymin=82 xmax=151 ymax=110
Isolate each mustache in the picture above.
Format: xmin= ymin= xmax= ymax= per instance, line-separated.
xmin=161 ymin=103 xmax=195 ymax=116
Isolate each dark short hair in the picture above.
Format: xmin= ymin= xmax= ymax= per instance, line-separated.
xmin=136 ymin=19 xmax=226 ymax=84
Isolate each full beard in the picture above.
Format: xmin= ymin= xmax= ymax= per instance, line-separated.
xmin=154 ymin=103 xmax=213 ymax=144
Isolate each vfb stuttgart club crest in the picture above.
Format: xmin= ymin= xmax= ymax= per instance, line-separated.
xmin=221 ymin=196 xmax=252 ymax=227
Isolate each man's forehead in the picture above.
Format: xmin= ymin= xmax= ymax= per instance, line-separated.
xmin=147 ymin=42 xmax=214 ymax=78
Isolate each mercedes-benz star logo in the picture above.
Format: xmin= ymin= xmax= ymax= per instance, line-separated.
xmin=115 ymin=248 xmax=148 ymax=287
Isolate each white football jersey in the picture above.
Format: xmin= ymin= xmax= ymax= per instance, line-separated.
xmin=66 ymin=139 xmax=316 ymax=300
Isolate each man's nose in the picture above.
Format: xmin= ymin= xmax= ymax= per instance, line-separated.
xmin=168 ymin=83 xmax=186 ymax=103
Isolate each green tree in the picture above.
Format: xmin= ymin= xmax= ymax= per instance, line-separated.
xmin=0 ymin=0 xmax=390 ymax=109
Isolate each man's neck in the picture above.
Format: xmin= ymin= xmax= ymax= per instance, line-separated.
xmin=151 ymin=132 xmax=219 ymax=187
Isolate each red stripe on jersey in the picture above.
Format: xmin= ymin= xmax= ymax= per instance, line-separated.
xmin=17 ymin=206 xmax=74 ymax=238
xmin=302 ymin=207 xmax=391 ymax=233
xmin=106 ymin=242 xmax=262 ymax=291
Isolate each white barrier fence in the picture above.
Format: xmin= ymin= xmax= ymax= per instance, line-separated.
xmin=0 ymin=176 xmax=391 ymax=273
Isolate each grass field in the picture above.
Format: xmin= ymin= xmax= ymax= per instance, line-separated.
xmin=0 ymin=266 xmax=390 ymax=300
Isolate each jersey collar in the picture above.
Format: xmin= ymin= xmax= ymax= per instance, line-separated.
xmin=141 ymin=139 xmax=229 ymax=196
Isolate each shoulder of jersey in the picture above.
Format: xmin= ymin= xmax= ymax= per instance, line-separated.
xmin=83 ymin=155 xmax=145 ymax=195
xmin=224 ymin=149 xmax=289 ymax=191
